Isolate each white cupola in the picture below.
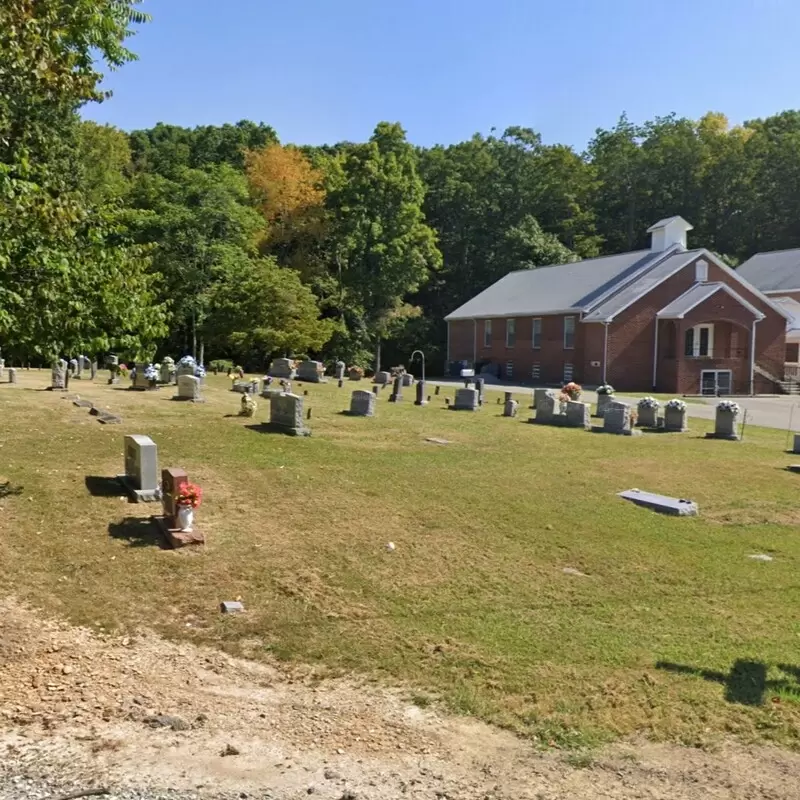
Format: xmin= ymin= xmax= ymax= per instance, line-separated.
xmin=647 ymin=216 xmax=693 ymax=252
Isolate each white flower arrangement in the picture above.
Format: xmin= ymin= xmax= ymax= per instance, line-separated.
xmin=596 ymin=384 xmax=615 ymax=395
xmin=143 ymin=364 xmax=158 ymax=381
xmin=717 ymin=400 xmax=740 ymax=414
xmin=637 ymin=396 xmax=660 ymax=409
xmin=179 ymin=355 xmax=196 ymax=367
xmin=666 ymin=398 xmax=687 ymax=411
xmin=195 ymin=364 xmax=207 ymax=378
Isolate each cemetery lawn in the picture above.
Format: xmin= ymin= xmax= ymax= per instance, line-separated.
xmin=2 ymin=373 xmax=800 ymax=751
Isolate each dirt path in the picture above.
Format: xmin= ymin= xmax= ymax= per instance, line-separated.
xmin=1 ymin=599 xmax=799 ymax=800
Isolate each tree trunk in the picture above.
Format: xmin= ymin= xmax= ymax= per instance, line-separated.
xmin=199 ymin=341 xmax=205 ymax=366
xmin=375 ymin=338 xmax=381 ymax=374
xmin=192 ymin=310 xmax=197 ymax=361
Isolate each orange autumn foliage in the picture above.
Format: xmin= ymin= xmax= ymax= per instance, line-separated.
xmin=244 ymin=144 xmax=325 ymax=238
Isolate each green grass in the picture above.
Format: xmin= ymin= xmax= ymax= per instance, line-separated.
xmin=1 ymin=371 xmax=800 ymax=749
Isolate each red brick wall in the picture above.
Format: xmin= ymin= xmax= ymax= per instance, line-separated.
xmin=767 ymin=290 xmax=800 ymax=302
xmin=608 ymin=254 xmax=786 ymax=393
xmin=787 ymin=343 xmax=800 ymax=362
xmin=447 ymin=320 xmax=475 ymax=362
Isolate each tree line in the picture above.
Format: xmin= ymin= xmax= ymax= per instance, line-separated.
xmin=4 ymin=2 xmax=800 ymax=372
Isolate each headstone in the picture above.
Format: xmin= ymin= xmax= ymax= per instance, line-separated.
xmin=503 ymin=399 xmax=519 ymax=417
xmin=474 ymin=377 xmax=485 ymax=405
xmin=401 ymin=373 xmax=413 ymax=387
xmin=220 ymin=601 xmax=244 ymax=614
xmin=372 ymin=385 xmax=379 ymax=396
xmin=118 ymin=434 xmax=159 ymax=502
xmin=414 ymin=381 xmax=427 ymax=406
xmin=595 ymin=392 xmax=615 ymax=418
xmin=161 ymin=467 xmax=188 ymax=528
xmin=69 ymin=358 xmax=78 ymax=376
xmin=435 ymin=385 xmax=441 ymax=396
xmin=533 ymin=388 xmax=550 ymax=411
xmin=335 ymin=361 xmax=346 ymax=381
xmin=160 ymin=357 xmax=175 ymax=384
xmin=0 ymin=359 xmax=5 ymax=381
xmin=708 ymin=405 xmax=740 ymax=441
xmin=90 ymin=360 xmax=98 ymax=380
xmin=664 ymin=406 xmax=688 ymax=432
xmin=51 ymin=361 xmax=66 ymax=390
xmin=349 ymin=389 xmax=376 ymax=417
xmin=8 ymin=368 xmax=16 ymax=385
xmin=231 ymin=380 xmax=252 ymax=394
xmin=374 ymin=371 xmax=391 ymax=386
xmin=268 ymin=357 xmax=295 ymax=379
xmin=389 ymin=375 xmax=403 ymax=403
xmin=603 ymin=401 xmax=635 ymax=435
xmin=637 ymin=404 xmax=659 ymax=428
xmin=296 ymin=360 xmax=325 ymax=383
xmin=793 ymin=434 xmax=800 ymax=455
xmin=618 ymin=489 xmax=699 ymax=516
xmin=265 ymin=392 xmax=310 ymax=436
xmin=132 ymin=363 xmax=151 ymax=390
xmin=348 ymin=367 xmax=363 ymax=381
xmin=174 ymin=375 xmax=203 ymax=402
xmin=565 ymin=400 xmax=590 ymax=429
xmin=452 ymin=387 xmax=479 ymax=411
xmin=176 ymin=361 xmax=196 ymax=380
xmin=534 ymin=390 xmax=560 ymax=423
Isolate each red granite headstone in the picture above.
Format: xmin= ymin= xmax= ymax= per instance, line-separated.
xmin=161 ymin=467 xmax=188 ymax=528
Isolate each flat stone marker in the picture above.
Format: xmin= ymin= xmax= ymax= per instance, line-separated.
xmin=263 ymin=392 xmax=310 ymax=436
xmin=118 ymin=434 xmax=159 ymax=502
xmin=748 ymin=554 xmax=773 ymax=562
xmin=349 ymin=390 xmax=376 ymax=416
xmin=618 ymin=489 xmax=698 ymax=516
xmin=562 ymin=567 xmax=588 ymax=577
xmin=425 ymin=437 xmax=451 ymax=445
xmin=97 ymin=412 xmax=122 ymax=425
xmin=220 ymin=601 xmax=244 ymax=614
xmin=73 ymin=398 xmax=94 ymax=409
xmin=787 ymin=465 xmax=800 ymax=473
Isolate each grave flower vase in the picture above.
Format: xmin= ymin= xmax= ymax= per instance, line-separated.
xmin=177 ymin=505 xmax=194 ymax=532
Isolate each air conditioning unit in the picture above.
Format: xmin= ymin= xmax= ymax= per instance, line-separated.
xmin=591 ymin=360 xmax=601 ymax=368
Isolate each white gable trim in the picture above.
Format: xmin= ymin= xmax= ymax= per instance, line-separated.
xmin=764 ymin=288 xmax=800 ymax=295
xmin=657 ymin=283 xmax=765 ymax=320
xmin=587 ymin=249 xmax=791 ymax=323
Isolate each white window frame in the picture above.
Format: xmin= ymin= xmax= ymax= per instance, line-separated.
xmin=563 ymin=315 xmax=575 ymax=350
xmin=695 ymin=259 xmax=709 ymax=283
xmin=506 ymin=318 xmax=516 ymax=348
xmin=684 ymin=324 xmax=714 ymax=357
xmin=532 ymin=317 xmax=542 ymax=350
xmin=483 ymin=319 xmax=492 ymax=348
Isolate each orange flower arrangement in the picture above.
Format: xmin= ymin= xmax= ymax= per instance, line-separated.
xmin=176 ymin=483 xmax=203 ymax=509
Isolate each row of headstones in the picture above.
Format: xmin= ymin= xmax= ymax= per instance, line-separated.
xmin=51 ymin=358 xmax=97 ymax=388
xmin=268 ymin=358 xmax=333 ymax=383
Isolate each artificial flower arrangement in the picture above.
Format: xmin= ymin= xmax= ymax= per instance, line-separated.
xmin=195 ymin=364 xmax=207 ymax=378
xmin=562 ymin=381 xmax=582 ymax=400
xmin=239 ymin=394 xmax=257 ymax=417
xmin=717 ymin=400 xmax=740 ymax=414
xmin=179 ymin=355 xmax=206 ymax=378
xmin=665 ymin=398 xmax=686 ymax=411
xmin=176 ymin=483 xmax=203 ymax=508
xmin=638 ymin=396 xmax=660 ymax=409
xmin=596 ymin=384 xmax=615 ymax=395
xmin=143 ymin=364 xmax=159 ymax=381
xmin=348 ymin=365 xmax=364 ymax=377
xmin=118 ymin=363 xmax=129 ymax=377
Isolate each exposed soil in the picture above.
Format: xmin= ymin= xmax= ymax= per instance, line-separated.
xmin=1 ymin=598 xmax=799 ymax=800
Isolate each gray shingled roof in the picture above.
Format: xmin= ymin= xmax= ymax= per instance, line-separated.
xmin=582 ymin=251 xmax=702 ymax=322
xmin=444 ymin=250 xmax=662 ymax=320
xmin=737 ymin=248 xmax=800 ymax=292
xmin=656 ymin=282 xmax=764 ymax=319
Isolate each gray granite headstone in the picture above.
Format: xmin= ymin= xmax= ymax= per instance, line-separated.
xmin=297 ymin=360 xmax=325 ymax=383
xmin=349 ymin=389 xmax=376 ymax=417
xmin=8 ymin=368 xmax=16 ymax=384
xmin=266 ymin=392 xmax=310 ymax=436
xmin=268 ymin=357 xmax=295 ymax=379
xmin=793 ymin=434 xmax=800 ymax=455
xmin=534 ymin=390 xmax=559 ymax=423
xmin=603 ymin=401 xmax=632 ymax=434
xmin=708 ymin=407 xmax=740 ymax=440
xmin=374 ymin=371 xmax=391 ymax=386
xmin=389 ymin=375 xmax=403 ymax=403
xmin=637 ymin=405 xmax=659 ymax=428
xmin=132 ymin=363 xmax=151 ymax=390
xmin=90 ymin=360 xmax=97 ymax=380
xmin=174 ymin=375 xmax=203 ymax=402
xmin=664 ymin=406 xmax=688 ymax=432
xmin=474 ymin=377 xmax=485 ymax=405
xmin=533 ymin=388 xmax=550 ymax=411
xmin=335 ymin=361 xmax=346 ymax=380
xmin=565 ymin=400 xmax=590 ymax=429
xmin=160 ymin=357 xmax=175 ymax=384
xmin=452 ymin=387 xmax=479 ymax=411
xmin=51 ymin=361 xmax=66 ymax=390
xmin=401 ymin=373 xmax=413 ymax=387
xmin=118 ymin=434 xmax=159 ymax=502
xmin=503 ymin=399 xmax=519 ymax=417
xmin=595 ymin=393 xmax=614 ymax=418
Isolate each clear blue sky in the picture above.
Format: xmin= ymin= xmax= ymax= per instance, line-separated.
xmin=83 ymin=0 xmax=800 ymax=150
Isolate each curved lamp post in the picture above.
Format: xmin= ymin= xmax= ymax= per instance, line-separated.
xmin=410 ymin=349 xmax=426 ymax=383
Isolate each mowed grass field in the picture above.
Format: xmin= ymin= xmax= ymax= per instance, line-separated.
xmin=2 ymin=370 xmax=800 ymax=749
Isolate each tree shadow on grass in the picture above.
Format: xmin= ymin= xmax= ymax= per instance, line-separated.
xmin=85 ymin=475 xmax=123 ymax=497
xmin=108 ymin=517 xmax=168 ymax=549
xmin=656 ymin=659 xmax=800 ymax=706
